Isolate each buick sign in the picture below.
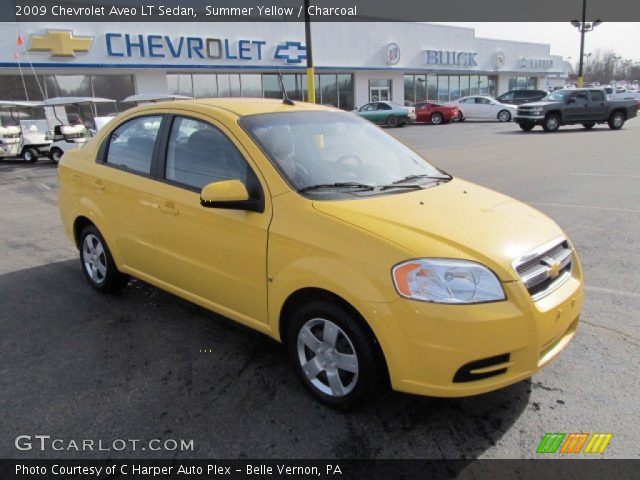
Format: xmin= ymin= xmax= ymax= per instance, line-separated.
xmin=425 ymin=50 xmax=478 ymax=67
xmin=385 ymin=43 xmax=400 ymax=65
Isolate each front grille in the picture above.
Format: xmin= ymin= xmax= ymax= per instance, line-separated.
xmin=513 ymin=238 xmax=573 ymax=300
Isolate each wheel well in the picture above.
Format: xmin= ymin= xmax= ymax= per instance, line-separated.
xmin=546 ymin=110 xmax=562 ymax=119
xmin=278 ymin=287 xmax=390 ymax=383
xmin=611 ymin=108 xmax=626 ymax=119
xmin=73 ymin=216 xmax=94 ymax=249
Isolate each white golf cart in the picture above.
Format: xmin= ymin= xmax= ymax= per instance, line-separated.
xmin=43 ymin=97 xmax=117 ymax=163
xmin=0 ymin=100 xmax=51 ymax=162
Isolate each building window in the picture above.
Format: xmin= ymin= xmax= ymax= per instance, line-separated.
xmin=168 ymin=74 xmax=193 ymax=97
xmin=508 ymin=76 xmax=538 ymax=91
xmin=337 ymin=74 xmax=354 ymax=111
xmin=437 ymin=76 xmax=449 ymax=102
xmin=369 ymin=79 xmax=391 ymax=102
xmin=241 ymin=75 xmax=262 ymax=98
xmin=404 ymin=75 xmax=415 ymax=104
xmin=449 ymin=76 xmax=460 ymax=100
xmin=192 ymin=74 xmax=218 ymax=98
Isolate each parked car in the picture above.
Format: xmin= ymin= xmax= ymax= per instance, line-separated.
xmin=58 ymin=98 xmax=584 ymax=409
xmin=354 ymin=101 xmax=415 ymax=127
xmin=496 ymin=90 xmax=548 ymax=105
xmin=413 ymin=101 xmax=459 ymax=124
xmin=514 ymin=88 xmax=638 ymax=132
xmin=449 ymin=96 xmax=517 ymax=122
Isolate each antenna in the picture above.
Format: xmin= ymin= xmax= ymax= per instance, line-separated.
xmin=278 ymin=71 xmax=295 ymax=106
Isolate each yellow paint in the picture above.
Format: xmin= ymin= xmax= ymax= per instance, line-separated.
xmin=306 ymin=67 xmax=316 ymax=103
xmin=58 ymin=98 xmax=584 ymax=397
xmin=28 ymin=30 xmax=93 ymax=57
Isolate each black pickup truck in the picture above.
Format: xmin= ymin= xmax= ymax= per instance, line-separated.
xmin=514 ymin=88 xmax=638 ymax=132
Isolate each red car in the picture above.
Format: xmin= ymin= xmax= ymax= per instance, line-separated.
xmin=414 ymin=101 xmax=459 ymax=124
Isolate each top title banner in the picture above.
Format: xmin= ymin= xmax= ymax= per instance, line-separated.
xmin=5 ymin=0 xmax=640 ymax=22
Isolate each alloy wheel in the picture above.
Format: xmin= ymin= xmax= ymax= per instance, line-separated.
xmin=297 ymin=318 xmax=359 ymax=397
xmin=82 ymin=234 xmax=107 ymax=284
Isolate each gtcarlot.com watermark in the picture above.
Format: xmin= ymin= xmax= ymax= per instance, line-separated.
xmin=15 ymin=435 xmax=194 ymax=452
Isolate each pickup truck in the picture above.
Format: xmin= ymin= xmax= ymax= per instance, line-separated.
xmin=514 ymin=88 xmax=638 ymax=132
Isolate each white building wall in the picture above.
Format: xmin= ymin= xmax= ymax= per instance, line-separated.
xmin=134 ymin=71 xmax=168 ymax=94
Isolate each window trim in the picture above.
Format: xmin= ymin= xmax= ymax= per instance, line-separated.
xmin=157 ymin=113 xmax=265 ymax=212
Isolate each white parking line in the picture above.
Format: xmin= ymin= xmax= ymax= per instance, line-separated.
xmin=571 ymin=173 xmax=640 ymax=178
xmin=38 ymin=183 xmax=51 ymax=191
xmin=586 ymin=286 xmax=640 ymax=300
xmin=531 ymin=202 xmax=640 ymax=214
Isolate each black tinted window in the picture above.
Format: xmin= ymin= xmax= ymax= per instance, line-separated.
xmin=378 ymin=103 xmax=392 ymax=110
xmin=106 ymin=116 xmax=162 ymax=174
xmin=590 ymin=90 xmax=605 ymax=102
xmin=165 ymin=117 xmax=249 ymax=190
xmin=575 ymin=92 xmax=588 ymax=101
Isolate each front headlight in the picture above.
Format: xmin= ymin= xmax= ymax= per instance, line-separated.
xmin=531 ymin=107 xmax=544 ymax=115
xmin=392 ymin=258 xmax=505 ymax=304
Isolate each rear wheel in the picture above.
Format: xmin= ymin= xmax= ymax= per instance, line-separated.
xmin=457 ymin=111 xmax=465 ymax=122
xmin=497 ymin=110 xmax=512 ymax=122
xmin=542 ymin=114 xmax=560 ymax=132
xmin=49 ymin=147 xmax=63 ymax=164
xmin=21 ymin=148 xmax=38 ymax=163
xmin=79 ymin=224 xmax=130 ymax=293
xmin=518 ymin=121 xmax=535 ymax=131
xmin=286 ymin=300 xmax=385 ymax=410
xmin=608 ymin=111 xmax=626 ymax=130
xmin=582 ymin=122 xmax=595 ymax=130
xmin=431 ymin=112 xmax=443 ymax=125
xmin=386 ymin=115 xmax=399 ymax=128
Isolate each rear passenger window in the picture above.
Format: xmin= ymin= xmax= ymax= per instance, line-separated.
xmin=165 ymin=117 xmax=250 ymax=190
xmin=590 ymin=90 xmax=605 ymax=102
xmin=106 ymin=116 xmax=162 ymax=174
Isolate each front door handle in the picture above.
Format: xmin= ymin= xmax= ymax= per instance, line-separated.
xmin=160 ymin=203 xmax=179 ymax=215
xmin=90 ymin=180 xmax=104 ymax=191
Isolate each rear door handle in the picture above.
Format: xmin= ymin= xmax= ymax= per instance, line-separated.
xmin=160 ymin=203 xmax=179 ymax=215
xmin=91 ymin=180 xmax=104 ymax=190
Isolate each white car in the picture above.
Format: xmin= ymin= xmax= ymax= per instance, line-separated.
xmin=449 ymin=96 xmax=517 ymax=122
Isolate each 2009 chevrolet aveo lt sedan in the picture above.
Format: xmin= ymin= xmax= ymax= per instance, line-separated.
xmin=58 ymin=99 xmax=583 ymax=409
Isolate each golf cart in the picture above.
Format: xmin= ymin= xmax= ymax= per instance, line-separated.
xmin=0 ymin=100 xmax=51 ymax=162
xmin=43 ymin=97 xmax=117 ymax=163
xmin=123 ymin=93 xmax=190 ymax=106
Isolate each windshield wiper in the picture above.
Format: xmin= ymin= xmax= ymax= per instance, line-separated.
xmin=379 ymin=183 xmax=425 ymax=191
xmin=298 ymin=182 xmax=375 ymax=193
xmin=391 ymin=173 xmax=452 ymax=185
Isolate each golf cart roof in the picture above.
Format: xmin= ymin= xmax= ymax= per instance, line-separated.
xmin=123 ymin=94 xmax=191 ymax=103
xmin=0 ymin=100 xmax=44 ymax=108
xmin=42 ymin=97 xmax=116 ymax=106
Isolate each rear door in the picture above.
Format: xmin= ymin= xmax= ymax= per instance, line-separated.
xmin=87 ymin=114 xmax=164 ymax=277
xmin=587 ymin=90 xmax=607 ymax=120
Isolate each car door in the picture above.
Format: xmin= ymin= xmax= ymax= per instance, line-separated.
xmin=376 ymin=102 xmax=392 ymax=123
xmin=358 ymin=103 xmax=377 ymax=122
xmin=475 ymin=97 xmax=493 ymax=118
xmin=88 ymin=114 xmax=163 ymax=277
xmin=459 ymin=97 xmax=478 ymax=118
xmin=149 ymin=114 xmax=271 ymax=326
xmin=587 ymin=90 xmax=607 ymax=120
xmin=414 ymin=103 xmax=428 ymax=122
xmin=564 ymin=91 xmax=589 ymax=121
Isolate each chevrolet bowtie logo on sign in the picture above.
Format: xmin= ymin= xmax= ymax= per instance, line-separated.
xmin=28 ymin=30 xmax=94 ymax=57
xmin=542 ymin=257 xmax=562 ymax=279
xmin=537 ymin=432 xmax=613 ymax=454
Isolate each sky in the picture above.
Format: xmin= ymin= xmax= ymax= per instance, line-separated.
xmin=434 ymin=23 xmax=640 ymax=63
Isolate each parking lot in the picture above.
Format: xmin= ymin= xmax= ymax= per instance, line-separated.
xmin=1 ymin=119 xmax=639 ymax=459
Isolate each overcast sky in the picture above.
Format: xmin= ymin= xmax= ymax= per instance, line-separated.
xmin=434 ymin=23 xmax=640 ymax=62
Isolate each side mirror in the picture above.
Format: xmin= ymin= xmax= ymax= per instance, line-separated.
xmin=566 ymin=97 xmax=576 ymax=104
xmin=200 ymin=179 xmax=262 ymax=212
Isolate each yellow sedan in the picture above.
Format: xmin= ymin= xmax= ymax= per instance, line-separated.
xmin=58 ymin=98 xmax=583 ymax=409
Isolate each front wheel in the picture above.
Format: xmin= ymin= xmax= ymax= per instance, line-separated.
xmin=518 ymin=121 xmax=535 ymax=131
xmin=286 ymin=300 xmax=385 ymax=410
xmin=22 ymin=148 xmax=39 ymax=163
xmin=542 ymin=114 xmax=560 ymax=132
xmin=497 ymin=110 xmax=512 ymax=122
xmin=457 ymin=111 xmax=465 ymax=122
xmin=386 ymin=115 xmax=399 ymax=128
xmin=608 ymin=111 xmax=626 ymax=130
xmin=79 ymin=224 xmax=130 ymax=293
xmin=582 ymin=122 xmax=595 ymax=130
xmin=49 ymin=147 xmax=63 ymax=163
xmin=431 ymin=112 xmax=443 ymax=125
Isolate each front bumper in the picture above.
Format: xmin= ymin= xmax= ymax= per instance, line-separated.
xmin=361 ymin=270 xmax=583 ymax=397
xmin=515 ymin=115 xmax=545 ymax=123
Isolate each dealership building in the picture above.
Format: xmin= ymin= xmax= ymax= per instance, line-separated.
xmin=0 ymin=22 xmax=567 ymax=111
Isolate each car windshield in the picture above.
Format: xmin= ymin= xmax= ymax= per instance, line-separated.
xmin=241 ymin=111 xmax=445 ymax=197
xmin=543 ymin=90 xmax=575 ymax=101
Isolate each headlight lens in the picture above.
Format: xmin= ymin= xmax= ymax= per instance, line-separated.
xmin=531 ymin=107 xmax=544 ymax=115
xmin=392 ymin=259 xmax=505 ymax=304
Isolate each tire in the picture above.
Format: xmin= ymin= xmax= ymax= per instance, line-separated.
xmin=49 ymin=148 xmax=63 ymax=164
xmin=542 ymin=114 xmax=560 ymax=132
xmin=431 ymin=112 xmax=443 ymax=125
xmin=386 ymin=115 xmax=399 ymax=128
xmin=497 ymin=110 xmax=512 ymax=122
xmin=457 ymin=111 xmax=465 ymax=122
xmin=22 ymin=148 xmax=39 ymax=163
xmin=518 ymin=121 xmax=535 ymax=131
xmin=608 ymin=111 xmax=626 ymax=130
xmin=582 ymin=122 xmax=595 ymax=130
xmin=79 ymin=224 xmax=130 ymax=293
xmin=286 ymin=300 xmax=385 ymax=410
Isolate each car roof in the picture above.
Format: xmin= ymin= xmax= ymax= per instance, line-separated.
xmin=132 ymin=97 xmax=337 ymax=117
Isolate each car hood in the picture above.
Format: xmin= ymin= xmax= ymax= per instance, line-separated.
xmin=312 ymin=178 xmax=565 ymax=281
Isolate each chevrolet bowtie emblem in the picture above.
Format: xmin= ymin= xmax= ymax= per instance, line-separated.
xmin=542 ymin=257 xmax=562 ymax=279
xmin=28 ymin=30 xmax=93 ymax=57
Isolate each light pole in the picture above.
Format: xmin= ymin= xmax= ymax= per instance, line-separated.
xmin=303 ymin=0 xmax=315 ymax=103
xmin=571 ymin=0 xmax=602 ymax=87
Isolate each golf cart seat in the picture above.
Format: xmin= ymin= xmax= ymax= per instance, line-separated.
xmin=0 ymin=126 xmax=21 ymax=144
xmin=54 ymin=125 xmax=86 ymax=141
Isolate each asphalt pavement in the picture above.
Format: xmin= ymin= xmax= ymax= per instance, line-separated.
xmin=1 ymin=118 xmax=638 ymax=459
